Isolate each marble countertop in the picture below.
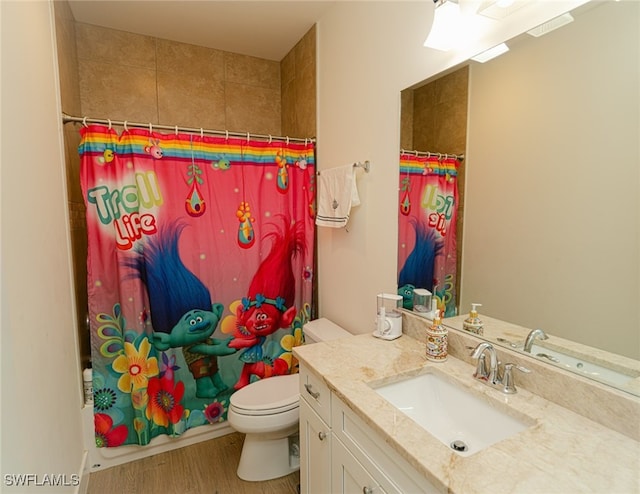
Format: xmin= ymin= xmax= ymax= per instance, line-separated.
xmin=293 ymin=331 xmax=640 ymax=493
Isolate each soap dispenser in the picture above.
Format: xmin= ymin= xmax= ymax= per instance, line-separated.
xmin=463 ymin=303 xmax=484 ymax=335
xmin=426 ymin=310 xmax=448 ymax=362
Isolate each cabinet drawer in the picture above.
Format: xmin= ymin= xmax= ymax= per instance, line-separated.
xmin=299 ymin=364 xmax=332 ymax=424
xmin=332 ymin=398 xmax=442 ymax=494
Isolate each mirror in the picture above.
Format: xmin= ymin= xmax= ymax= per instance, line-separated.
xmin=400 ymin=1 xmax=640 ymax=396
xmin=442 ymin=315 xmax=640 ymax=396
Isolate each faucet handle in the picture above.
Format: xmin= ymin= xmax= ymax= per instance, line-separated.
xmin=502 ymin=363 xmax=531 ymax=394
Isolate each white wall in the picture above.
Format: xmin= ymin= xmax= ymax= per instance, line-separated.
xmin=464 ymin=1 xmax=639 ymax=358
xmin=315 ymin=0 xmax=588 ymax=334
xmin=1 ymin=1 xmax=85 ymax=491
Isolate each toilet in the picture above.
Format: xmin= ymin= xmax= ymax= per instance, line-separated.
xmin=228 ymin=318 xmax=351 ymax=481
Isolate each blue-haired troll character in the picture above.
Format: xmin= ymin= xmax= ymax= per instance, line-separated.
xmin=124 ymin=222 xmax=236 ymax=399
xmin=398 ymin=218 xmax=443 ymax=309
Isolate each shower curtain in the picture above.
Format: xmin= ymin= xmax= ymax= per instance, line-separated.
xmin=80 ymin=125 xmax=315 ymax=447
xmin=397 ymin=153 xmax=459 ymax=317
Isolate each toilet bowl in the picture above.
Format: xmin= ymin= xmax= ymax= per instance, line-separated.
xmin=227 ymin=318 xmax=351 ymax=481
xmin=228 ymin=373 xmax=300 ymax=481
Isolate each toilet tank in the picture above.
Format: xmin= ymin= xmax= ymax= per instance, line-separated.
xmin=303 ymin=318 xmax=351 ymax=344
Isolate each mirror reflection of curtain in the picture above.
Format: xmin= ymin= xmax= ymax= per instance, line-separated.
xmin=398 ymin=153 xmax=459 ymax=317
xmin=80 ymin=124 xmax=315 ymax=447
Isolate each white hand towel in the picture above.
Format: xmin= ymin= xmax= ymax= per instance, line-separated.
xmin=315 ymin=164 xmax=360 ymax=228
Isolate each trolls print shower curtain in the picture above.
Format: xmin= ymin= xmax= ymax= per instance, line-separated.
xmin=397 ymin=153 xmax=459 ymax=317
xmin=80 ymin=125 xmax=315 ymax=447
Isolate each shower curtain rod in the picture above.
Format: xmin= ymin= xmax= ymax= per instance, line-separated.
xmin=61 ymin=113 xmax=315 ymax=144
xmin=401 ymin=148 xmax=464 ymax=161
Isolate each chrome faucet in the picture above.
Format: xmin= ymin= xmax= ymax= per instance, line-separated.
xmin=470 ymin=342 xmax=500 ymax=384
xmin=523 ymin=328 xmax=548 ymax=353
xmin=470 ymin=342 xmax=531 ymax=393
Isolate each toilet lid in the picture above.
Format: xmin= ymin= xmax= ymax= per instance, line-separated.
xmin=230 ymin=373 xmax=300 ymax=414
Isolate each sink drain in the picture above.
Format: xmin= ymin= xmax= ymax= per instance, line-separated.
xmin=450 ymin=440 xmax=468 ymax=452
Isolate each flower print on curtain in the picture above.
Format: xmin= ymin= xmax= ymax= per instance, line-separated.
xmin=397 ymin=153 xmax=459 ymax=317
xmin=80 ymin=125 xmax=315 ymax=447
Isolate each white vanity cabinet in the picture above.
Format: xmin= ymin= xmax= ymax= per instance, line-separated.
xmin=299 ymin=364 xmax=439 ymax=494
xmin=299 ymin=365 xmax=333 ymax=494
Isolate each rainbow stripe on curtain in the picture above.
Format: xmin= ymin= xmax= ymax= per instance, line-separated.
xmin=80 ymin=125 xmax=315 ymax=447
xmin=398 ymin=153 xmax=459 ymax=317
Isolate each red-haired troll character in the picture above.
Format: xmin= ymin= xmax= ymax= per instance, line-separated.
xmin=229 ymin=219 xmax=305 ymax=389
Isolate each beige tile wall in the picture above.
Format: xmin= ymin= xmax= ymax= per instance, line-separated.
xmin=75 ymin=23 xmax=287 ymax=135
xmin=400 ymin=89 xmax=414 ymax=151
xmin=412 ymin=67 xmax=468 ymax=156
xmin=54 ymin=1 xmax=316 ymax=367
xmin=281 ymin=25 xmax=316 ymax=137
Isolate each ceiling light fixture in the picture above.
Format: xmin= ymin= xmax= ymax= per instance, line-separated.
xmin=424 ymin=0 xmax=492 ymax=52
xmin=424 ymin=0 xmax=464 ymax=51
xmin=471 ymin=42 xmax=509 ymax=63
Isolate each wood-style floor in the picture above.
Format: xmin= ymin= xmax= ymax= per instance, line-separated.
xmin=87 ymin=432 xmax=300 ymax=494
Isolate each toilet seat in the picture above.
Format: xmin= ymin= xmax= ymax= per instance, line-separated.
xmin=230 ymin=373 xmax=300 ymax=416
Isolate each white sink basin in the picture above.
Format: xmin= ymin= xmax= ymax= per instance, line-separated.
xmin=529 ymin=344 xmax=637 ymax=386
xmin=372 ymin=371 xmax=532 ymax=456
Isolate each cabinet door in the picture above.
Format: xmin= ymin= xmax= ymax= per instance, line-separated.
xmin=331 ymin=437 xmax=387 ymax=494
xmin=300 ymin=398 xmax=332 ymax=494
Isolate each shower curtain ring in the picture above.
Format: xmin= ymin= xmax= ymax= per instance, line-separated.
xmin=82 ymin=116 xmax=88 ymax=127
xmin=200 ymin=128 xmax=204 ymax=138
xmin=225 ymin=130 xmax=229 ymax=140
xmin=286 ymin=136 xmax=290 ymax=145
xmin=175 ymin=125 xmax=179 ymax=136
xmin=268 ymin=135 xmax=272 ymax=144
xmin=108 ymin=119 xmax=112 ymax=130
xmin=123 ymin=120 xmax=128 ymax=132
xmin=149 ymin=122 xmax=153 ymax=133
xmin=247 ymin=132 xmax=250 ymax=142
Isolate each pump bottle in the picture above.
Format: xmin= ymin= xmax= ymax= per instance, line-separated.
xmin=463 ymin=303 xmax=484 ymax=335
xmin=426 ymin=310 xmax=448 ymax=362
